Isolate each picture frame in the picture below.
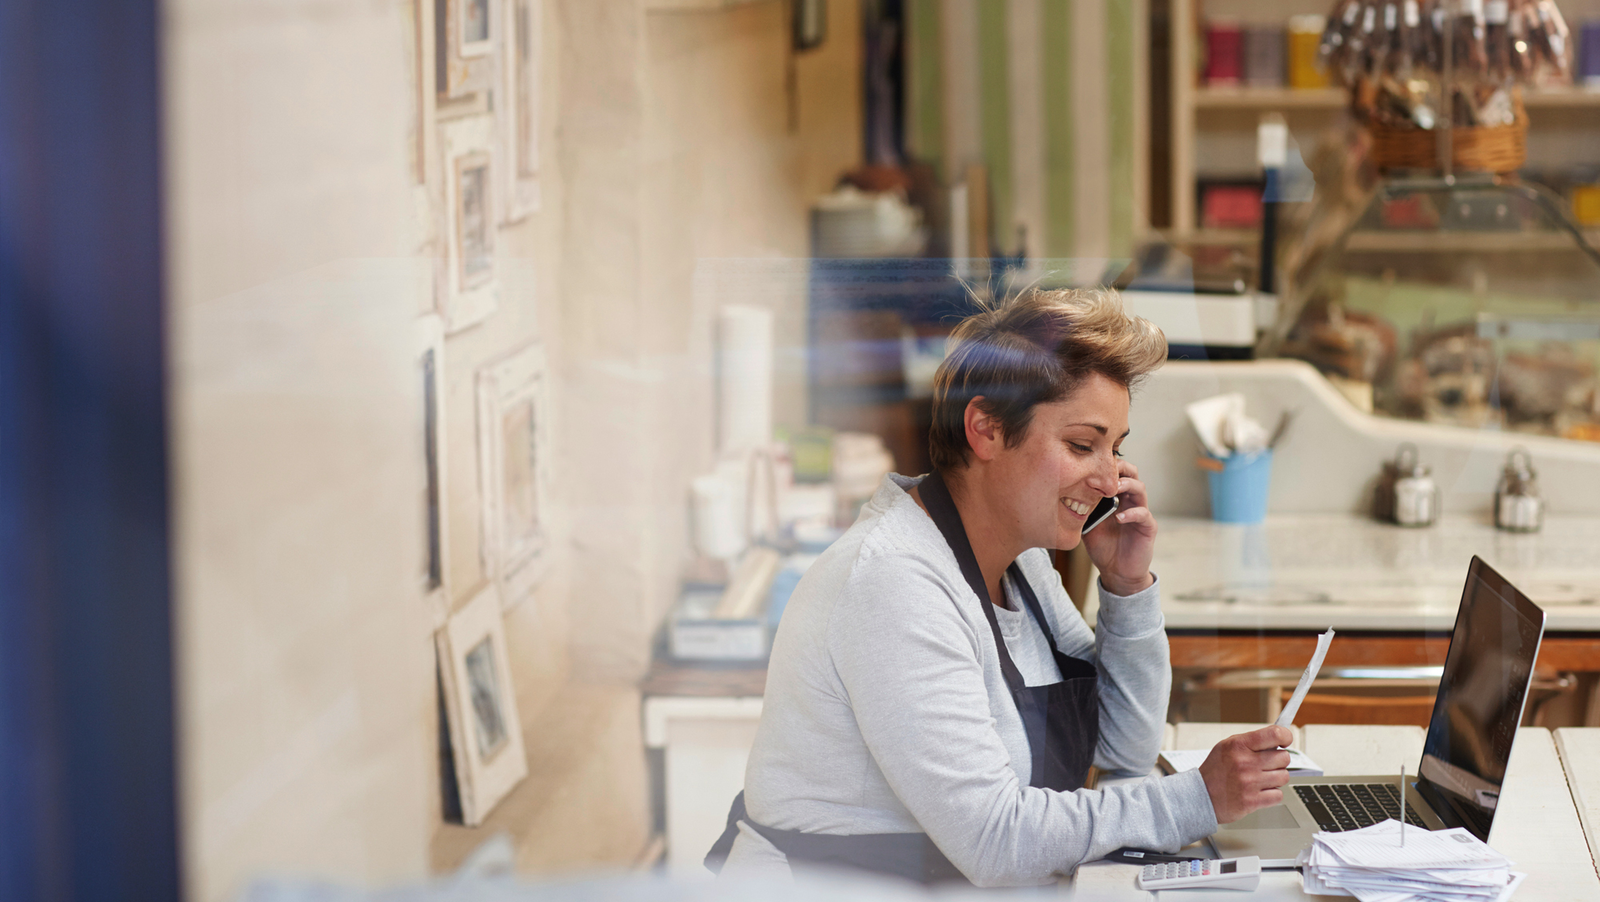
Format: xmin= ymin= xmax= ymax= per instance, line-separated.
xmin=415 ymin=314 xmax=451 ymax=621
xmin=406 ymin=0 xmax=428 ymax=185
xmin=793 ymin=0 xmax=827 ymax=51
xmin=477 ymin=342 xmax=551 ymax=610
xmin=458 ymin=0 xmax=492 ymax=57
xmin=438 ymin=0 xmax=494 ymax=98
xmin=440 ymin=114 xmax=499 ymax=334
xmin=408 ymin=0 xmax=442 ymax=300
xmin=498 ymin=0 xmax=541 ymax=222
xmin=437 ymin=582 xmax=527 ymax=826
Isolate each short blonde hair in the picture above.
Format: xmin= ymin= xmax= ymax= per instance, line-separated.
xmin=928 ymin=287 xmax=1167 ymax=471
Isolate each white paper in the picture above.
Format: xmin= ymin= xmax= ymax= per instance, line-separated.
xmin=1185 ymin=393 xmax=1244 ymax=458
xmin=1161 ymin=747 xmax=1324 ymax=776
xmin=1302 ymin=821 xmax=1523 ymax=902
xmin=1277 ymin=627 xmax=1336 ymax=727
xmin=1316 ymin=823 xmax=1509 ymax=870
xmin=1186 ymin=392 xmax=1274 ymax=457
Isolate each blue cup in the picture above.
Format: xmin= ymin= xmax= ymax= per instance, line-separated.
xmin=1206 ymin=449 xmax=1273 ymax=523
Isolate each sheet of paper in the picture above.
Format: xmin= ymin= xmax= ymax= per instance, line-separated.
xmin=1277 ymin=627 xmax=1336 ymax=727
xmin=1160 ymin=747 xmax=1324 ymax=775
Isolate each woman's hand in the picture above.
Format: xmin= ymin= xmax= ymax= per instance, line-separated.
xmin=1198 ymin=726 xmax=1295 ymax=823
xmin=1082 ymin=459 xmax=1156 ymax=596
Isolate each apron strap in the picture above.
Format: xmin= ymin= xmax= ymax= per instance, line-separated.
xmin=917 ymin=470 xmax=1030 ymax=693
xmin=1007 ymin=561 xmax=1066 ymax=659
xmin=704 ymin=790 xmax=748 ymax=874
xmin=1008 ymin=562 xmax=1097 ymax=681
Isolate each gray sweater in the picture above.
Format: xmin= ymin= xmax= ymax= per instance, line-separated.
xmin=721 ymin=474 xmax=1218 ymax=887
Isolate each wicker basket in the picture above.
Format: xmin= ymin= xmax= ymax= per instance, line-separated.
xmin=1368 ymin=95 xmax=1528 ymax=174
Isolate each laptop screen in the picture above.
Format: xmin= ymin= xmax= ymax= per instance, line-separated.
xmin=1416 ymin=556 xmax=1546 ymax=841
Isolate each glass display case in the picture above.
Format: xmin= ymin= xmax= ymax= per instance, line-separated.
xmin=1267 ymin=174 xmax=1600 ymax=443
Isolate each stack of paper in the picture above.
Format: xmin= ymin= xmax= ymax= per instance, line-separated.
xmin=1300 ymin=820 xmax=1526 ymax=902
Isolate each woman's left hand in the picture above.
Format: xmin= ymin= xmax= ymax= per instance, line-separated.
xmin=1082 ymin=460 xmax=1157 ymax=596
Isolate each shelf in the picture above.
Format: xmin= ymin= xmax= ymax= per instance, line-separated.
xmin=1151 ymin=228 xmax=1259 ymax=246
xmin=1194 ymin=85 xmax=1600 ymax=111
xmin=1343 ymin=229 xmax=1600 ymax=252
xmin=1145 ymin=228 xmax=1600 ymax=252
xmin=1194 ymin=87 xmax=1346 ymax=110
xmin=1520 ymin=87 xmax=1600 ymax=108
xmin=644 ymin=0 xmax=770 ymax=10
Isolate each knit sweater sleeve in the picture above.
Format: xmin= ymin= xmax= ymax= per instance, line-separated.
xmin=829 ymin=554 xmax=1217 ymax=887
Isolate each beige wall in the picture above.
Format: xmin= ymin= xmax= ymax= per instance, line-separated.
xmin=168 ymin=0 xmax=859 ymax=897
xmin=166 ymin=0 xmax=438 ymax=899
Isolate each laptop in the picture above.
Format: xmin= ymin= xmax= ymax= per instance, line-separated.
xmin=1207 ymin=555 xmax=1546 ymax=863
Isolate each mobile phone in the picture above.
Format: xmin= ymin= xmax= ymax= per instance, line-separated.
xmin=1082 ymin=495 xmax=1120 ymax=534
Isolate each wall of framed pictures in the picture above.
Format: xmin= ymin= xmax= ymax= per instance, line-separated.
xmin=166 ymin=0 xmax=864 ymax=895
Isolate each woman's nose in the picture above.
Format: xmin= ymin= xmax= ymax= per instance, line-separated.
xmin=1086 ymin=455 xmax=1119 ymax=496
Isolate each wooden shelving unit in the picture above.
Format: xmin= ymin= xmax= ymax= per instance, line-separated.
xmin=1165 ymin=0 xmax=1600 ymax=236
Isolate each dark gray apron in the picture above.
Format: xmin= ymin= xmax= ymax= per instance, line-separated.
xmin=704 ymin=470 xmax=1101 ymax=884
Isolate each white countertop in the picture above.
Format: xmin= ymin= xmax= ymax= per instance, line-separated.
xmin=1151 ymin=515 xmax=1600 ymax=631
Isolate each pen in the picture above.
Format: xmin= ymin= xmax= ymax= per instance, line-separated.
xmin=1399 ymin=763 xmax=1406 ymax=847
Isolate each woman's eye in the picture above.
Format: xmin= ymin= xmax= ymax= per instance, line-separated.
xmin=1113 ymin=448 xmax=1125 ymax=459
xmin=1070 ymin=443 xmax=1093 ymax=454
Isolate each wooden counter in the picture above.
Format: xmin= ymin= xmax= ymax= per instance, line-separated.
xmin=1167 ymin=630 xmax=1600 ymax=672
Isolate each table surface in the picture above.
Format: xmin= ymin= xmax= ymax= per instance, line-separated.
xmin=1072 ymin=726 xmax=1599 ymax=900
xmin=1554 ymin=728 xmax=1600 ymax=879
xmin=1152 ymin=515 xmax=1600 ymax=631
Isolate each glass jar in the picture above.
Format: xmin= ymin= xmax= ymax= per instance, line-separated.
xmin=1494 ymin=447 xmax=1543 ymax=532
xmin=1391 ymin=444 xmax=1440 ymax=526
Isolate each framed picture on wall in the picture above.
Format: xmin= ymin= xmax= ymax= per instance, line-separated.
xmin=437 ymin=582 xmax=527 ymax=826
xmin=793 ymin=0 xmax=826 ymax=50
xmin=440 ymin=115 xmax=499 ymax=333
xmin=499 ymin=0 xmax=541 ymax=222
xmin=477 ymin=342 xmax=550 ymax=610
xmin=406 ymin=0 xmax=427 ymax=185
xmin=437 ymin=0 xmax=493 ymax=98
xmin=415 ymin=315 xmax=451 ymax=621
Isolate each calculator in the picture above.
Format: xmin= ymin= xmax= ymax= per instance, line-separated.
xmin=1135 ymin=855 xmax=1261 ymax=891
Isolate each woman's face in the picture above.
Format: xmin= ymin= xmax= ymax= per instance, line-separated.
xmin=987 ymin=371 xmax=1129 ymax=551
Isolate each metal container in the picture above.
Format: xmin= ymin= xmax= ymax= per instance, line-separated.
xmin=1494 ymin=447 xmax=1544 ymax=532
xmin=1376 ymin=442 xmax=1440 ymax=526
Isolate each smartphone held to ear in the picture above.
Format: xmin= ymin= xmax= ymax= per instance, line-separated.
xmin=1082 ymin=495 xmax=1120 ymax=534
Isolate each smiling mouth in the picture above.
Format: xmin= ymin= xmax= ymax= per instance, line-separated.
xmin=1062 ymin=498 xmax=1093 ymax=517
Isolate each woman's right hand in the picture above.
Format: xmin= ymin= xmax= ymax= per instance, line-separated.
xmin=1197 ymin=725 xmax=1294 ymax=823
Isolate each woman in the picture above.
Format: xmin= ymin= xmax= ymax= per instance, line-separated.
xmin=709 ymin=288 xmax=1292 ymax=887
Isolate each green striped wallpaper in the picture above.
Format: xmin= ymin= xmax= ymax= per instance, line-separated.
xmin=977 ymin=2 xmax=1015 ymax=256
xmin=907 ymin=0 xmax=945 ymax=181
xmin=1042 ymin=0 xmax=1075 ymax=260
xmin=902 ymin=0 xmax=1138 ymax=268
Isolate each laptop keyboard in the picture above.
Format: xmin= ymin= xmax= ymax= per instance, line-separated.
xmin=1294 ymin=783 xmax=1427 ymax=832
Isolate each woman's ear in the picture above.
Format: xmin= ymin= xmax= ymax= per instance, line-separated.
xmin=964 ymin=398 xmax=1003 ymax=462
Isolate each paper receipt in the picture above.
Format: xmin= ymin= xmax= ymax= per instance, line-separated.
xmin=1276 ymin=628 xmax=1336 ymax=727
